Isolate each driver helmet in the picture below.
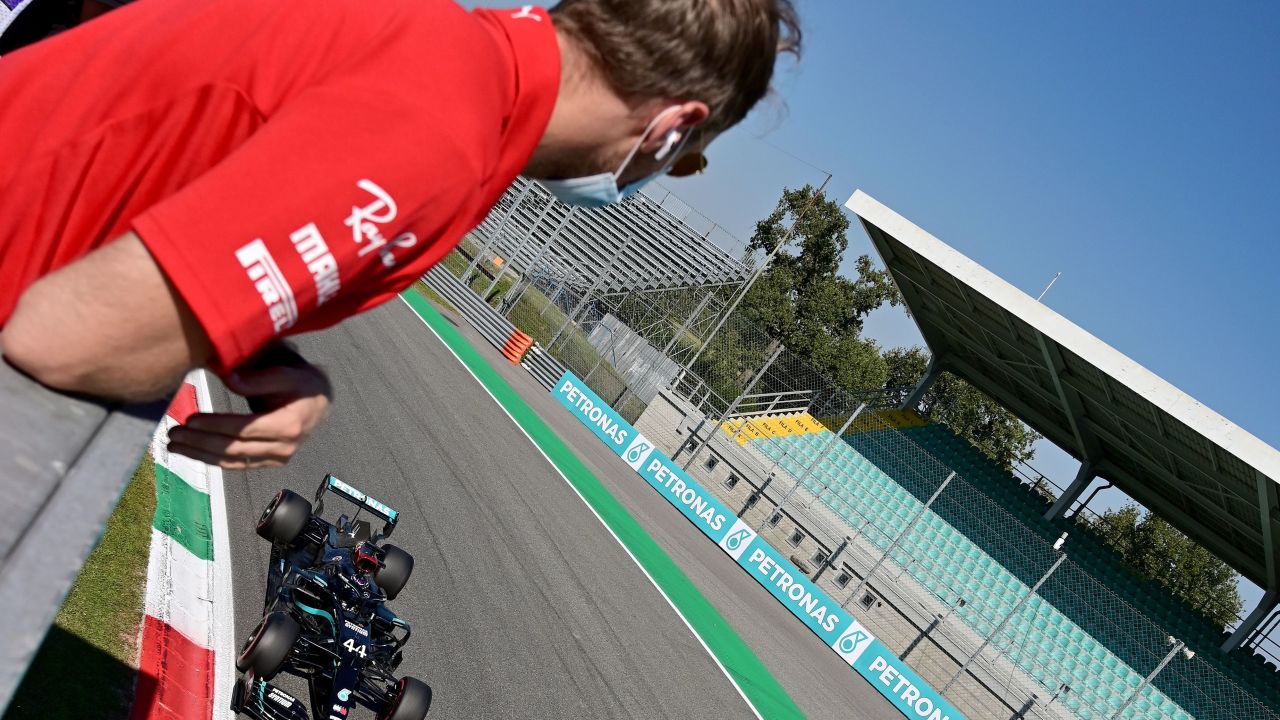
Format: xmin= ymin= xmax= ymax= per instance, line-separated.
xmin=354 ymin=542 xmax=381 ymax=575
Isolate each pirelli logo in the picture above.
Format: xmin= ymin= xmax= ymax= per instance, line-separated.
xmin=236 ymin=239 xmax=297 ymax=333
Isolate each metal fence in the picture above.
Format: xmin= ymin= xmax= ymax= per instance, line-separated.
xmin=448 ymin=229 xmax=738 ymax=423
xmin=435 ymin=183 xmax=1280 ymax=720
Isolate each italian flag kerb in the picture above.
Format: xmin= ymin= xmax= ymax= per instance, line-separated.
xmin=130 ymin=382 xmax=217 ymax=720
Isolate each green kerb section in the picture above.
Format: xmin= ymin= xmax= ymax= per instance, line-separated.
xmin=402 ymin=291 xmax=806 ymax=720
xmin=152 ymin=464 xmax=214 ymax=562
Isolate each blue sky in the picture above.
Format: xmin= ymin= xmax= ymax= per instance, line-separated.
xmin=465 ymin=2 xmax=1279 ymax=609
xmin=674 ymin=0 xmax=1280 ymax=445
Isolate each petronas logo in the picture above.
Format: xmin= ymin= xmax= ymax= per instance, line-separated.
xmin=838 ymin=629 xmax=870 ymax=654
xmin=725 ymin=528 xmax=753 ymax=551
xmin=625 ymin=441 xmax=652 ymax=464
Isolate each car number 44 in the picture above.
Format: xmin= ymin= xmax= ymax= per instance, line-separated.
xmin=342 ymin=638 xmax=367 ymax=658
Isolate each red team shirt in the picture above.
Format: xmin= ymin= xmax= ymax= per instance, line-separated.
xmin=0 ymin=0 xmax=559 ymax=371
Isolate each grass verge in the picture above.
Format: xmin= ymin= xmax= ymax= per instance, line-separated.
xmin=3 ymin=456 xmax=157 ymax=720
xmin=411 ymin=278 xmax=456 ymax=314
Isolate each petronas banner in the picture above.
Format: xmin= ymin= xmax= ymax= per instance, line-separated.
xmin=552 ymin=370 xmax=967 ymax=720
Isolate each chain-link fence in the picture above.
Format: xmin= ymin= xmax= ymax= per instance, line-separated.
xmin=431 ymin=181 xmax=1279 ymax=720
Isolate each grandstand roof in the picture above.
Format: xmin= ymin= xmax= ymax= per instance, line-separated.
xmin=470 ymin=177 xmax=752 ymax=294
xmin=847 ymin=190 xmax=1280 ymax=590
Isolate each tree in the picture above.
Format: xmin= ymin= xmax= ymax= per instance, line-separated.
xmin=883 ymin=346 xmax=1040 ymax=469
xmin=729 ymin=185 xmax=1038 ymax=470
xmin=739 ymin=185 xmax=900 ymax=393
xmin=1086 ymin=504 xmax=1243 ymax=630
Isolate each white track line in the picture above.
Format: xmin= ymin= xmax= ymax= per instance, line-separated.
xmin=194 ymin=370 xmax=237 ymax=720
xmin=398 ymin=296 xmax=766 ymax=720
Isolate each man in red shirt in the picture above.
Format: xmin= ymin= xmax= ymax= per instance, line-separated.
xmin=0 ymin=0 xmax=800 ymax=468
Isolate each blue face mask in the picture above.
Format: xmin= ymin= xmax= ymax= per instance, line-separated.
xmin=539 ymin=107 xmax=688 ymax=209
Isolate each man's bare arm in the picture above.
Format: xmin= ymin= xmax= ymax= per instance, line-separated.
xmin=3 ymin=233 xmax=212 ymax=400
xmin=3 ymin=232 xmax=331 ymax=469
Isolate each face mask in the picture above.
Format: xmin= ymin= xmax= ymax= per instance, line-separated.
xmin=539 ymin=106 xmax=689 ymax=209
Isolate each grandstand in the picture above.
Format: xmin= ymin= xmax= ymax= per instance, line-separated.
xmin=733 ymin=418 xmax=1277 ymax=718
xmin=447 ymin=176 xmax=756 ymax=415
xmin=467 ymin=176 xmax=754 ymax=295
xmin=845 ymin=189 xmax=1278 ymax=651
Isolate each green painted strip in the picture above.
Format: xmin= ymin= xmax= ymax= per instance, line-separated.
xmin=152 ymin=464 xmax=214 ymax=562
xmin=402 ymin=291 xmax=805 ymax=720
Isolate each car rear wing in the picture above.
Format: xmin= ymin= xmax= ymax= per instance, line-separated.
xmin=314 ymin=473 xmax=399 ymax=537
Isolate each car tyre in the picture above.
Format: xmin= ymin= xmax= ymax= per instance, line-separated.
xmin=255 ymin=489 xmax=312 ymax=544
xmin=230 ymin=676 xmax=247 ymax=712
xmin=379 ymin=676 xmax=432 ymax=720
xmin=377 ymin=544 xmax=414 ymax=600
xmin=236 ymin=611 xmax=299 ymax=680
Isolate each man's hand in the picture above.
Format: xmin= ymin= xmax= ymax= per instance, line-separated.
xmin=167 ymin=362 xmax=331 ymax=469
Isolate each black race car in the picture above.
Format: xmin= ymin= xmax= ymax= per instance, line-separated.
xmin=232 ymin=474 xmax=432 ymax=720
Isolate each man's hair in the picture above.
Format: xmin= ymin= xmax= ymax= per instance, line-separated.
xmin=550 ymin=0 xmax=801 ymax=136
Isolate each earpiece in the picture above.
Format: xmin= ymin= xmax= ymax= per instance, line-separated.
xmin=655 ymin=130 xmax=682 ymax=161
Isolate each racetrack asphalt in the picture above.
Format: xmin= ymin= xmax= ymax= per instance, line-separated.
xmin=215 ymin=297 xmax=901 ymax=720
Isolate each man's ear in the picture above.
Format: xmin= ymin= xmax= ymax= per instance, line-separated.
xmin=640 ymin=101 xmax=710 ymax=154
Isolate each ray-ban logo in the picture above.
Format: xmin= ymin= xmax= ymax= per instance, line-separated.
xmin=345 ymin=179 xmax=417 ymax=267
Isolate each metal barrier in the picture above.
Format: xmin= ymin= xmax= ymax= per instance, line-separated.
xmin=423 ymin=265 xmax=566 ymax=391
xmin=0 ymin=359 xmax=165 ymax=712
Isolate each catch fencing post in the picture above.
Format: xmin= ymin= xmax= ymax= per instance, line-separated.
xmin=943 ymin=550 xmax=1068 ymax=692
xmin=540 ymin=271 xmax=570 ymax=318
xmin=549 ymin=232 xmax=628 ymax=349
xmin=582 ymin=329 xmax=613 ymax=385
xmin=848 ymin=471 xmax=955 ymax=603
xmin=672 ymin=176 xmax=830 ymax=389
xmin=619 ymin=290 xmax=717 ymax=411
xmin=739 ymin=474 xmax=774 ymax=518
xmin=1109 ymin=639 xmax=1187 ymax=719
xmin=757 ymin=404 xmax=870 ymax=527
xmin=729 ymin=411 xmax=758 ymax=445
xmin=800 ymin=406 xmax=866 ymax=508
xmin=483 ymin=201 xmax=565 ymax=301
xmin=681 ymin=346 xmax=783 ymax=472
xmin=672 ymin=416 xmax=707 ymax=464
xmin=813 ymin=536 xmax=851 ymax=583
xmin=464 ymin=182 xmax=534 ymax=283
